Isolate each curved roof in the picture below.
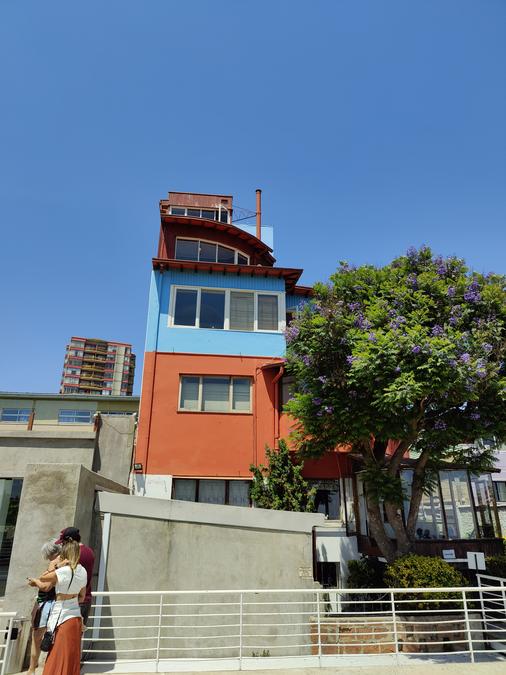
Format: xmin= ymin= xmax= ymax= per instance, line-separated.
xmin=159 ymin=207 xmax=276 ymax=266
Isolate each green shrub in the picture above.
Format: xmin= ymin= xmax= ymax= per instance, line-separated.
xmin=485 ymin=555 xmax=506 ymax=578
xmin=347 ymin=557 xmax=386 ymax=589
xmin=384 ymin=554 xmax=467 ymax=611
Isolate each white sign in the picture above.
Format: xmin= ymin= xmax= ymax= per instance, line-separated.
xmin=467 ymin=551 xmax=486 ymax=571
xmin=442 ymin=549 xmax=456 ymax=561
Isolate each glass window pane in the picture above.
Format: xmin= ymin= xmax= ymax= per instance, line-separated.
xmin=237 ymin=253 xmax=248 ymax=265
xmin=171 ymin=207 xmax=186 ymax=215
xmin=232 ymin=378 xmax=251 ymax=411
xmin=199 ymin=290 xmax=225 ymax=329
xmin=230 ymin=292 xmax=254 ymax=331
xmin=344 ymin=477 xmax=356 ymax=533
xmin=217 ymin=245 xmax=235 ymax=264
xmin=439 ymin=470 xmax=476 ymax=539
xmin=202 ymin=377 xmax=229 ymax=412
xmin=199 ymin=242 xmax=217 ymax=262
xmin=495 ymin=481 xmax=506 ymax=502
xmin=219 ymin=209 xmax=228 ymax=223
xmin=58 ymin=410 xmax=92 ymax=423
xmin=201 ymin=209 xmax=216 ymax=220
xmin=402 ymin=470 xmax=444 ymax=539
xmin=187 ymin=208 xmax=200 ymax=217
xmin=174 ymin=289 xmax=198 ymax=326
xmin=174 ymin=479 xmax=197 ymax=501
xmin=0 ymin=478 xmax=23 ymax=595
xmin=1 ymin=408 xmax=31 ymax=422
xmin=470 ymin=474 xmax=497 ymax=537
xmin=229 ymin=481 xmax=250 ymax=506
xmin=175 ymin=239 xmax=199 ymax=261
xmin=258 ymin=295 xmax=279 ymax=330
xmin=199 ymin=480 xmax=226 ymax=504
xmin=180 ymin=377 xmax=199 ymax=410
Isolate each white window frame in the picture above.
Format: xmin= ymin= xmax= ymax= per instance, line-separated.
xmin=169 ymin=206 xmax=230 ymax=224
xmin=178 ymin=376 xmax=252 ymax=414
xmin=175 ymin=237 xmax=250 ymax=265
xmin=58 ymin=409 xmax=93 ymax=424
xmin=169 ymin=286 xmax=286 ymax=333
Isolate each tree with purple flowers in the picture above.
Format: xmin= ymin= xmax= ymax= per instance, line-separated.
xmin=285 ymin=246 xmax=506 ymax=562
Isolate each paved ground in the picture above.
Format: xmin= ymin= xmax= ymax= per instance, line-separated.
xmin=75 ymin=666 xmax=506 ymax=675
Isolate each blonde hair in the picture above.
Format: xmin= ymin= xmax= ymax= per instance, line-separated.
xmin=60 ymin=540 xmax=80 ymax=570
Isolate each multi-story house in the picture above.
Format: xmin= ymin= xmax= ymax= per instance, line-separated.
xmin=60 ymin=336 xmax=136 ymax=396
xmin=134 ymin=190 xmax=503 ymax=562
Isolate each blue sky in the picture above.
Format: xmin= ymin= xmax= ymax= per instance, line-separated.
xmin=1 ymin=0 xmax=505 ymax=394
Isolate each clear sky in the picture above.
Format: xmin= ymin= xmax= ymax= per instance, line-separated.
xmin=1 ymin=0 xmax=505 ymax=394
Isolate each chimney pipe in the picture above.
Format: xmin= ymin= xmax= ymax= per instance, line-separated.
xmin=256 ymin=189 xmax=262 ymax=240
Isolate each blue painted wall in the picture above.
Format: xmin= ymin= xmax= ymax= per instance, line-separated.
xmin=286 ymin=294 xmax=311 ymax=311
xmin=145 ymin=270 xmax=287 ymax=356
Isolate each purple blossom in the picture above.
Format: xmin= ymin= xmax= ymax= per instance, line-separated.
xmin=431 ymin=325 xmax=444 ymax=337
xmin=460 ymin=353 xmax=471 ymax=364
xmin=301 ymin=355 xmax=312 ymax=366
xmin=447 ymin=286 xmax=456 ymax=297
xmin=464 ymin=279 xmax=481 ymax=303
xmin=368 ymin=332 xmax=377 ymax=342
xmin=412 ymin=345 xmax=422 ymax=354
xmin=434 ymin=419 xmax=447 ymax=430
xmin=318 ymin=375 xmax=328 ymax=384
xmin=348 ymin=302 xmax=361 ymax=312
xmin=406 ymin=246 xmax=418 ymax=261
xmin=395 ymin=366 xmax=401 ymax=373
xmin=470 ymin=412 xmax=481 ymax=421
xmin=312 ymin=397 xmax=322 ymax=406
xmin=324 ymin=405 xmax=334 ymax=414
xmin=449 ymin=317 xmax=458 ymax=326
xmin=483 ymin=343 xmax=493 ymax=354
xmin=346 ymin=355 xmax=356 ymax=366
xmin=316 ymin=410 xmax=324 ymax=417
xmin=434 ymin=256 xmax=447 ymax=275
xmin=407 ymin=273 xmax=418 ymax=289
xmin=448 ymin=359 xmax=457 ymax=367
xmin=284 ymin=324 xmax=300 ymax=343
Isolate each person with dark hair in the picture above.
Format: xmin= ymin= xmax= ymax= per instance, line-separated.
xmin=55 ymin=527 xmax=95 ymax=625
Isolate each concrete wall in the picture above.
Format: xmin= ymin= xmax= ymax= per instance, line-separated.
xmin=0 ymin=415 xmax=136 ymax=484
xmin=2 ymin=463 xmax=129 ymax=673
xmin=0 ymin=431 xmax=95 ymax=477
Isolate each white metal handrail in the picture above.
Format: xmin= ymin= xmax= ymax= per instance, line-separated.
xmin=0 ymin=613 xmax=17 ymax=675
xmin=77 ymin=586 xmax=506 ymax=672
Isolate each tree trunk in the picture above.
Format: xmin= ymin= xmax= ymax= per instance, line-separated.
xmin=406 ymin=450 xmax=431 ymax=540
xmin=365 ymin=492 xmax=396 ymax=563
xmin=384 ymin=501 xmax=412 ymax=557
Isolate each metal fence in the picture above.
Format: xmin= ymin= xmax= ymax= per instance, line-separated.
xmin=477 ymin=574 xmax=506 ymax=651
xmin=0 ymin=613 xmax=16 ymax=675
xmin=79 ymin=586 xmax=506 ymax=672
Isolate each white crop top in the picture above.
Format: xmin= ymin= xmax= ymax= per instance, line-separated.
xmin=55 ymin=564 xmax=87 ymax=595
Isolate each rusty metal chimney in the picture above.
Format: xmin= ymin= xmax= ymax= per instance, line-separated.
xmin=256 ymin=189 xmax=262 ymax=240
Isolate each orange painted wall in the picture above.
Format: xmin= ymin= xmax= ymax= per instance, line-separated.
xmin=136 ymin=352 xmax=283 ymax=477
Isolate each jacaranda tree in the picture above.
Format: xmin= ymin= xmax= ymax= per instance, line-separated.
xmin=285 ymin=246 xmax=506 ymax=562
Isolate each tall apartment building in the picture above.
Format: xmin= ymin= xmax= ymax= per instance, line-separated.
xmin=60 ymin=336 xmax=136 ymax=396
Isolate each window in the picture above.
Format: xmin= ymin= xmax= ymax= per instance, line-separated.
xmin=0 ymin=479 xmax=23 ymax=595
xmin=64 ymin=377 xmax=79 ymax=384
xmin=173 ymin=478 xmax=250 ymax=506
xmin=171 ymin=287 xmax=283 ymax=332
xmin=258 ymin=294 xmax=279 ymax=330
xmin=58 ymin=409 xmax=93 ymax=424
xmin=230 ymin=292 xmax=254 ymax=331
xmin=169 ymin=206 xmax=230 ymax=224
xmin=310 ymin=480 xmax=341 ymax=520
xmin=179 ymin=376 xmax=251 ymax=413
xmin=175 ymin=238 xmax=249 ymax=265
xmin=495 ymin=481 xmax=506 ymax=502
xmin=1 ymin=408 xmax=31 ymax=423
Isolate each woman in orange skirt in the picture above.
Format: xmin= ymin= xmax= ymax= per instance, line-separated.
xmin=28 ymin=538 xmax=88 ymax=675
